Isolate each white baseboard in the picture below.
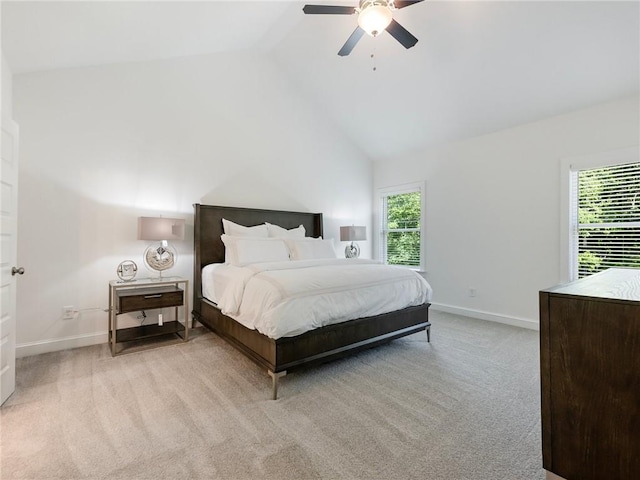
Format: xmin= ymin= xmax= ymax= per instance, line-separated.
xmin=16 ymin=332 xmax=108 ymax=358
xmin=430 ymin=303 xmax=539 ymax=331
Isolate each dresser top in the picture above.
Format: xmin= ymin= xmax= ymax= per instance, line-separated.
xmin=544 ymin=268 xmax=640 ymax=302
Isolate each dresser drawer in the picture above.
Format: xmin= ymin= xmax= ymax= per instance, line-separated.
xmin=117 ymin=286 xmax=184 ymax=314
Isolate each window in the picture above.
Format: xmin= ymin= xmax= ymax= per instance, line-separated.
xmin=569 ymin=161 xmax=640 ymax=279
xmin=378 ymin=182 xmax=425 ymax=270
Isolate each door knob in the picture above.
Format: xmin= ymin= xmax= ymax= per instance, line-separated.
xmin=11 ymin=266 xmax=25 ymax=276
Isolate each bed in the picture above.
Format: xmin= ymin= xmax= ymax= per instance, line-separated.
xmin=192 ymin=203 xmax=432 ymax=399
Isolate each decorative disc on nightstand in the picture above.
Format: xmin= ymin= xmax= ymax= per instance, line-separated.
xmin=116 ymin=260 xmax=138 ymax=282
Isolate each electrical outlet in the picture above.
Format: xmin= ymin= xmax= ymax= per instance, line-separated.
xmin=62 ymin=306 xmax=76 ymax=320
xmin=469 ymin=288 xmax=477 ymax=298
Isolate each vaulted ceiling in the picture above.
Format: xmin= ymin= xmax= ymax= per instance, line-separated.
xmin=2 ymin=1 xmax=639 ymax=161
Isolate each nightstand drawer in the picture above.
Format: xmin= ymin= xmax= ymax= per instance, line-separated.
xmin=117 ymin=286 xmax=184 ymax=314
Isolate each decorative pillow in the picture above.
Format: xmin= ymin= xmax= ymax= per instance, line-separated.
xmin=266 ymin=222 xmax=306 ymax=238
xmin=285 ymin=238 xmax=337 ymax=261
xmin=222 ymin=218 xmax=268 ymax=237
xmin=221 ymin=235 xmax=290 ymax=265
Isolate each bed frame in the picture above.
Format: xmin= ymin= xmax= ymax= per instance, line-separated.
xmin=192 ymin=203 xmax=431 ymax=399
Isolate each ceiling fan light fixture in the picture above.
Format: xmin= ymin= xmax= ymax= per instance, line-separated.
xmin=358 ymin=2 xmax=393 ymax=37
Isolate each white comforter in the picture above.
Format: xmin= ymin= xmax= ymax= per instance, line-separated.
xmin=203 ymin=259 xmax=432 ymax=339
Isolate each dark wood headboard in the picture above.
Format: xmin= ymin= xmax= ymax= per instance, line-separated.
xmin=192 ymin=204 xmax=323 ymax=313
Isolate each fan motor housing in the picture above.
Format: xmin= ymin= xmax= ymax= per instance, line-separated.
xmin=359 ymin=0 xmax=393 ymax=11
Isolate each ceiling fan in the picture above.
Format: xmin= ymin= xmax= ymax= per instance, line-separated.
xmin=303 ymin=0 xmax=424 ymax=56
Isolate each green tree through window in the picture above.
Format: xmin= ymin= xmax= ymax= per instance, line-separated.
xmin=382 ymin=190 xmax=421 ymax=267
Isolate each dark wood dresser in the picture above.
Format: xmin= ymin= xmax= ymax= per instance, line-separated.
xmin=540 ymin=268 xmax=640 ymax=480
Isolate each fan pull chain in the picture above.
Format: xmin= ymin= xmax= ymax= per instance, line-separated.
xmin=371 ymin=43 xmax=378 ymax=72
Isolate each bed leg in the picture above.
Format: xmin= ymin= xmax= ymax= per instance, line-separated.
xmin=425 ymin=322 xmax=431 ymax=343
xmin=268 ymin=370 xmax=287 ymax=400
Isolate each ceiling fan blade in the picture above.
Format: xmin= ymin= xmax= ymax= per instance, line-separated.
xmin=393 ymin=0 xmax=425 ymax=9
xmin=303 ymin=5 xmax=357 ymax=15
xmin=386 ymin=19 xmax=418 ymax=49
xmin=338 ymin=27 xmax=365 ymax=56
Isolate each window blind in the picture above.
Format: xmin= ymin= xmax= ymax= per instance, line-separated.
xmin=574 ymin=162 xmax=640 ymax=278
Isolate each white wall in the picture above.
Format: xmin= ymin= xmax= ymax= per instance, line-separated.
xmin=14 ymin=51 xmax=373 ymax=356
xmin=374 ymin=95 xmax=640 ymax=329
xmin=1 ymin=51 xmax=13 ymax=120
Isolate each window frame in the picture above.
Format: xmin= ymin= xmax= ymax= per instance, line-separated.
xmin=375 ymin=181 xmax=426 ymax=272
xmin=560 ymin=146 xmax=639 ymax=282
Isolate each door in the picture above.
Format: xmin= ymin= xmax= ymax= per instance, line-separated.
xmin=1 ymin=117 xmax=19 ymax=405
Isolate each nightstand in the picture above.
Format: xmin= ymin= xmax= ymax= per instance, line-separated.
xmin=108 ymin=276 xmax=189 ymax=356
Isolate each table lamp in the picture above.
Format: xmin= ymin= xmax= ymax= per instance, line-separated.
xmin=340 ymin=225 xmax=366 ymax=258
xmin=138 ymin=217 xmax=185 ymax=277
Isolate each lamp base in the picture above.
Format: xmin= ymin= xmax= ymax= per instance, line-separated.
xmin=345 ymin=242 xmax=360 ymax=258
xmin=143 ymin=241 xmax=177 ymax=276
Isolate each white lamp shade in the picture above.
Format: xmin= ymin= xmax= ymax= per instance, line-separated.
xmin=340 ymin=226 xmax=367 ymax=242
xmin=358 ymin=4 xmax=393 ymax=37
xmin=138 ymin=217 xmax=185 ymax=241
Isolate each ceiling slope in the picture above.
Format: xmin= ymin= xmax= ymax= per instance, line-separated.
xmin=2 ymin=1 xmax=639 ymax=160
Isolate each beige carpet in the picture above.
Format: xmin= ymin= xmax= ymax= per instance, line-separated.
xmin=1 ymin=311 xmax=544 ymax=480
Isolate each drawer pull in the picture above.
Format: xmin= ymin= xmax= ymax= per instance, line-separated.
xmin=144 ymin=294 xmax=163 ymax=299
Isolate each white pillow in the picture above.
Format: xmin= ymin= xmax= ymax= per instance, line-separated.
xmin=221 ymin=235 xmax=290 ymax=266
xmin=285 ymin=238 xmax=337 ymax=261
xmin=222 ymin=218 xmax=268 ymax=237
xmin=266 ymin=222 xmax=306 ymax=238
